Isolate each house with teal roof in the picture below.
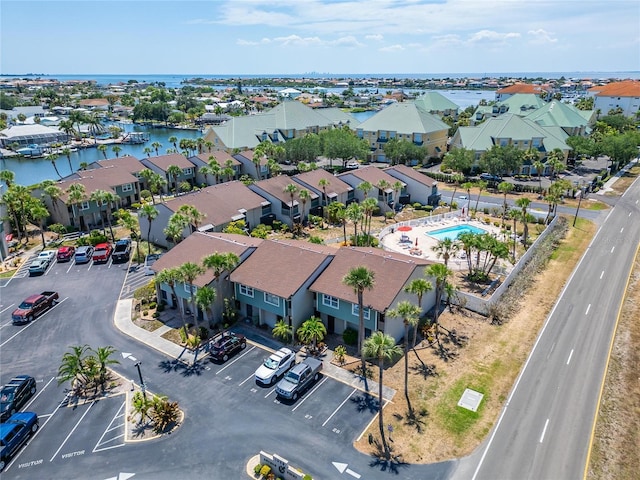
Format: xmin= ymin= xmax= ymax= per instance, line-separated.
xmin=355 ymin=101 xmax=449 ymax=163
xmin=524 ymin=100 xmax=595 ymax=136
xmin=472 ymin=94 xmax=546 ymax=124
xmin=413 ymin=92 xmax=460 ymax=118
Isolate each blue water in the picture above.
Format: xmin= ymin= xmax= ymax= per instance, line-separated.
xmin=2 ymin=124 xmax=201 ymax=186
xmin=427 ymin=224 xmax=488 ymax=241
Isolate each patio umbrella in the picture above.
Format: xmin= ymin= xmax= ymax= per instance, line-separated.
xmin=397 ymin=225 xmax=412 ymax=232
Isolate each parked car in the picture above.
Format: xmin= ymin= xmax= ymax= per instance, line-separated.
xmin=74 ymin=245 xmax=94 ymax=264
xmin=112 ymin=238 xmax=131 ymax=263
xmin=275 ymin=357 xmax=323 ymax=401
xmin=37 ymin=250 xmax=56 ymax=262
xmin=479 ymin=173 xmax=501 ymax=182
xmin=11 ymin=291 xmax=59 ymax=324
xmin=208 ymin=332 xmax=246 ymax=362
xmin=255 ymin=347 xmax=296 ymax=385
xmin=92 ymin=243 xmax=112 ymax=263
xmin=56 ymin=245 xmax=75 ymax=262
xmin=28 ymin=258 xmax=50 ymax=275
xmin=0 ymin=412 xmax=39 ymax=471
xmin=0 ymin=376 xmax=36 ymax=422
xmin=144 ymin=253 xmax=162 ymax=276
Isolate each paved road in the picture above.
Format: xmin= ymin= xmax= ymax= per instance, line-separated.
xmin=451 ymin=178 xmax=640 ymax=479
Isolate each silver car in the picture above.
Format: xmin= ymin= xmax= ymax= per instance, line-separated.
xmin=74 ymin=245 xmax=94 ymax=264
xmin=28 ymin=258 xmax=50 ymax=275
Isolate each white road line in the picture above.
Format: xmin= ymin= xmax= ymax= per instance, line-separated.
xmin=93 ymin=400 xmax=126 ymax=453
xmin=566 ymin=349 xmax=574 ymax=365
xmin=620 ymin=228 xmax=624 ymax=233
xmin=264 ymin=387 xmax=277 ymax=398
xmin=215 ymin=346 xmax=256 ymax=375
xmin=239 ymin=373 xmax=254 ymax=386
xmin=539 ymin=418 xmax=550 ymax=443
xmin=24 ymin=376 xmax=56 ymax=409
xmin=611 ymin=246 xmax=615 ymax=253
xmin=585 ymin=304 xmax=591 ymax=315
xmin=0 ymin=303 xmax=16 ymax=315
xmin=50 ymin=401 xmax=96 ymax=462
xmin=323 ymin=388 xmax=357 ymax=427
xmin=629 ymin=211 xmax=632 ymax=216
xmin=356 ymin=399 xmax=389 ymax=442
xmin=291 ymin=377 xmax=328 ymax=412
xmin=66 ymin=261 xmax=75 ymax=273
xmin=600 ymin=270 xmax=604 ymax=279
xmin=0 ymin=297 xmax=69 ymax=348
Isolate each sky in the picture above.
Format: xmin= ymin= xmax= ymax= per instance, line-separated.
xmin=1 ymin=0 xmax=639 ymax=76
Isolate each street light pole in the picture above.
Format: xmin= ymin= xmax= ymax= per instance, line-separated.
xmin=135 ymin=362 xmax=146 ymax=399
xmin=573 ymin=188 xmax=584 ymax=227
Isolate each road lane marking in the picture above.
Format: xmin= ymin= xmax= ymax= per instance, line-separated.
xmin=264 ymin=387 xmax=277 ymax=398
xmin=620 ymin=228 xmax=624 ymax=233
xmin=629 ymin=211 xmax=632 ymax=216
xmin=585 ymin=304 xmax=591 ymax=315
xmin=610 ymin=246 xmax=615 ymax=253
xmin=539 ymin=418 xmax=550 ymax=443
xmin=0 ymin=297 xmax=69 ymax=347
xmin=215 ymin=345 xmax=256 ymax=375
xmin=291 ymin=377 xmax=328 ymax=412
xmin=567 ymin=349 xmax=574 ymax=365
xmin=356 ymin=399 xmax=389 ymax=442
xmin=51 ymin=401 xmax=96 ymax=462
xmin=0 ymin=303 xmax=16 ymax=315
xmin=239 ymin=373 xmax=254 ymax=386
xmin=93 ymin=400 xmax=126 ymax=453
xmin=323 ymin=388 xmax=357 ymax=427
xmin=600 ymin=271 xmax=604 ymax=279
xmin=66 ymin=261 xmax=75 ymax=273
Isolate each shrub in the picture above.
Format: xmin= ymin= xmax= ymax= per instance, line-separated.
xmin=303 ymin=475 xmax=313 ymax=480
xmin=260 ymin=465 xmax=272 ymax=477
xmin=149 ymin=302 xmax=157 ymax=310
xmin=142 ymin=310 xmax=149 ymax=316
xmin=179 ymin=328 xmax=188 ymax=344
xmin=152 ymin=311 xmax=160 ymax=318
xmin=343 ymin=327 xmax=357 ymax=346
xmin=254 ymin=464 xmax=262 ymax=475
xmin=157 ymin=303 xmax=165 ymax=312
xmin=334 ymin=345 xmax=347 ymax=365
xmin=308 ymin=236 xmax=324 ymax=244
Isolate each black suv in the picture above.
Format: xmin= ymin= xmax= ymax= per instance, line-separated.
xmin=208 ymin=332 xmax=247 ymax=362
xmin=0 ymin=376 xmax=36 ymax=422
xmin=112 ymin=238 xmax=132 ymax=263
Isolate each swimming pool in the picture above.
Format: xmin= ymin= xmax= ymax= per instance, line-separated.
xmin=426 ymin=224 xmax=488 ymax=241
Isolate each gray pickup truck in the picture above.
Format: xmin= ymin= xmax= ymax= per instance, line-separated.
xmin=275 ymin=357 xmax=322 ymax=401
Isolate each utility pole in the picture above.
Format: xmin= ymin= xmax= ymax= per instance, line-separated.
xmin=573 ymin=188 xmax=584 ymax=227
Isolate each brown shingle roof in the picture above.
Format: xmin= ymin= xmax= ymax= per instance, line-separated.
xmin=337 ymin=165 xmax=399 ymax=189
xmin=144 ymin=153 xmax=194 ymax=170
xmin=94 ymin=155 xmax=145 ymax=175
xmin=193 ymin=151 xmax=240 ymax=166
xmin=384 ymin=164 xmax=435 ymax=187
xmin=309 ymin=247 xmax=430 ymax=313
xmin=497 ymin=84 xmax=545 ymax=94
xmin=253 ymin=175 xmax=319 ymax=205
xmin=151 ymin=232 xmax=262 ymax=287
xmin=230 ymin=239 xmax=335 ymax=298
xmin=57 ymin=167 xmax=138 ymax=202
xmin=163 ymin=181 xmax=269 ymax=227
xmin=293 ymin=169 xmax=353 ymax=196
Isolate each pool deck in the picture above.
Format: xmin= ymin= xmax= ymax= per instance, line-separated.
xmin=379 ymin=212 xmax=504 ymax=270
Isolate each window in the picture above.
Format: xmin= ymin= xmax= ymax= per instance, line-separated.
xmin=352 ymin=304 xmax=370 ymax=320
xmin=122 ymin=183 xmax=133 ymax=192
xmin=322 ymin=294 xmax=339 ymax=309
xmin=264 ymin=293 xmax=280 ymax=306
xmin=184 ymin=284 xmax=197 ymax=295
xmin=183 ymin=168 xmax=193 ymax=175
xmin=80 ymin=201 xmax=90 ymax=211
xmin=239 ymin=284 xmax=254 ymax=297
xmin=261 ymin=204 xmax=271 ymax=215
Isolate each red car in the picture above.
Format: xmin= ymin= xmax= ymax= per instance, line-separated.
xmin=92 ymin=243 xmax=112 ymax=263
xmin=56 ymin=245 xmax=75 ymax=262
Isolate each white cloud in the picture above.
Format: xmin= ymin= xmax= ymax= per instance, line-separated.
xmin=468 ymin=30 xmax=520 ymax=44
xmin=366 ymin=34 xmax=384 ymax=42
xmin=528 ymin=28 xmax=558 ymax=44
xmin=237 ymin=34 xmax=363 ymax=48
xmin=380 ymin=44 xmax=405 ymax=52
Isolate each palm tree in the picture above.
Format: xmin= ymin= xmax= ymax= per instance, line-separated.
xmin=209 ymin=159 xmax=222 ymax=184
xmin=89 ymin=189 xmax=108 ymax=234
xmin=66 ymin=183 xmax=87 ymax=230
xmin=179 ymin=262 xmax=205 ymax=331
xmin=296 ymin=316 xmax=327 ymax=352
xmin=156 ymin=268 xmax=189 ymax=340
xmin=362 ymin=331 xmax=401 ymax=460
xmin=424 ymin=263 xmax=451 ymax=332
xmin=318 ymin=178 xmax=330 ymax=208
xmin=195 ymin=285 xmax=216 ymax=326
xmin=432 ymin=237 xmax=459 ymax=268
xmin=357 ymin=181 xmax=373 ymax=199
xmin=515 ymin=197 xmax=531 ymax=247
xmin=0 ymin=169 xmax=15 ymax=187
xmin=361 ymin=197 xmax=378 ymax=243
xmin=474 ymin=180 xmax=488 ymax=212
xmin=42 ymin=184 xmax=62 ymax=216
xmin=533 ymin=160 xmax=545 ymax=191
xmin=342 ymin=266 xmax=375 ymax=373
xmin=404 ymin=278 xmax=433 ymax=348
xmin=298 ymin=189 xmax=310 ymax=224
xmin=98 ymin=144 xmax=108 ymax=160
xmin=28 ymin=202 xmax=50 ymax=249
xmin=90 ymin=346 xmax=119 ymax=391
xmin=166 ymin=164 xmax=182 ymax=194
xmin=204 ymin=141 xmax=213 ymax=153
xmin=61 ymin=147 xmax=73 ymax=173
xmin=497 ymin=181 xmax=513 ymax=228
xmin=202 ymin=252 xmax=240 ymax=322
xmin=345 ymin=202 xmax=363 ymax=246
xmin=151 ymin=141 xmax=162 ymax=156
xmin=79 ymin=162 xmax=88 ymax=171
xmin=168 ymin=136 xmax=178 ymax=151
xmin=102 ymin=191 xmax=119 ymax=242
xmin=283 ymin=183 xmax=299 ymax=227
xmin=177 ymin=204 xmax=206 ymax=233
xmin=387 ymin=300 xmax=421 ymax=414
xmin=272 ymin=320 xmax=293 ymax=345
xmin=140 ymin=204 xmax=158 ymax=256
xmin=57 ymin=344 xmax=91 ymax=388
xmin=112 ymin=145 xmax=122 ymax=158
xmin=327 ymin=202 xmax=348 ymax=244
xmin=143 ymin=147 xmax=152 ymax=158
xmin=391 ymin=181 xmax=403 ymax=214
xmin=46 ymin=153 xmax=63 ymax=179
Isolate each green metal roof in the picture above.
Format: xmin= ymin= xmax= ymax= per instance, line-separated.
xmin=413 ymin=92 xmax=459 ymax=112
xmin=524 ymin=100 xmax=590 ymax=129
xmin=357 ymin=101 xmax=449 ymax=135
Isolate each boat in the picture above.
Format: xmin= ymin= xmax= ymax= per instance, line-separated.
xmin=121 ymin=132 xmax=150 ymax=144
xmin=16 ymin=144 xmax=44 ymax=156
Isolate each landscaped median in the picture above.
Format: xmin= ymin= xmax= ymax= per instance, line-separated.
xmin=246 ymin=452 xmax=313 ymax=480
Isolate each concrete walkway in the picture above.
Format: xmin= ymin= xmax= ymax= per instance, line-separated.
xmin=113 ymin=300 xmax=396 ymax=402
xmin=596 ymin=158 xmax=638 ymax=195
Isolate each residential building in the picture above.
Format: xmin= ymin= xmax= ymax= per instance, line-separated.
xmin=472 ymin=94 xmax=546 ymax=124
xmin=190 ymin=151 xmax=241 ymax=186
xmin=586 ymin=80 xmax=640 ymax=117
xmin=355 ymin=101 xmax=449 ymax=162
xmin=524 ymin=100 xmax=595 ymax=136
xmin=0 ymin=124 xmax=68 ymax=148
xmin=384 ymin=164 xmax=441 ymax=207
xmin=413 ymin=92 xmax=460 ymax=118
xmin=248 ymin=175 xmax=320 ymax=226
xmin=495 ymin=83 xmax=549 ymax=102
xmin=151 ymin=232 xmax=262 ymax=324
xmin=309 ymin=247 xmax=434 ymax=342
xmin=139 ymin=181 xmax=270 ymax=248
xmin=233 ymin=150 xmax=269 ymax=180
xmin=140 ymin=153 xmax=197 ymax=194
xmin=291 ymin=169 xmax=354 ymax=209
xmin=231 ymin=239 xmax=335 ymax=331
xmin=337 ymin=166 xmax=404 ymax=212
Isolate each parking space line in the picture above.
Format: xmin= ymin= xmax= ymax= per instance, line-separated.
xmin=215 ymin=346 xmax=256 ymax=375
xmin=50 ymin=401 xmax=96 ymax=462
xmin=93 ymin=400 xmax=126 ymax=453
xmin=239 ymin=374 xmax=254 ymax=386
xmin=322 ymin=388 xmax=357 ymax=427
xmin=264 ymin=387 xmax=277 ymax=398
xmin=0 ymin=297 xmax=69 ymax=348
xmin=66 ymin=261 xmax=76 ymax=273
xmin=0 ymin=303 xmax=16 ymax=315
xmin=291 ymin=377 xmax=328 ymax=412
xmin=23 ymin=376 xmax=57 ymax=410
xmin=356 ymin=400 xmax=389 ymax=442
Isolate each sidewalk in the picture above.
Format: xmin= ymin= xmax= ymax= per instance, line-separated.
xmin=596 ymin=158 xmax=638 ymax=195
xmin=113 ymin=300 xmax=396 ymax=402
